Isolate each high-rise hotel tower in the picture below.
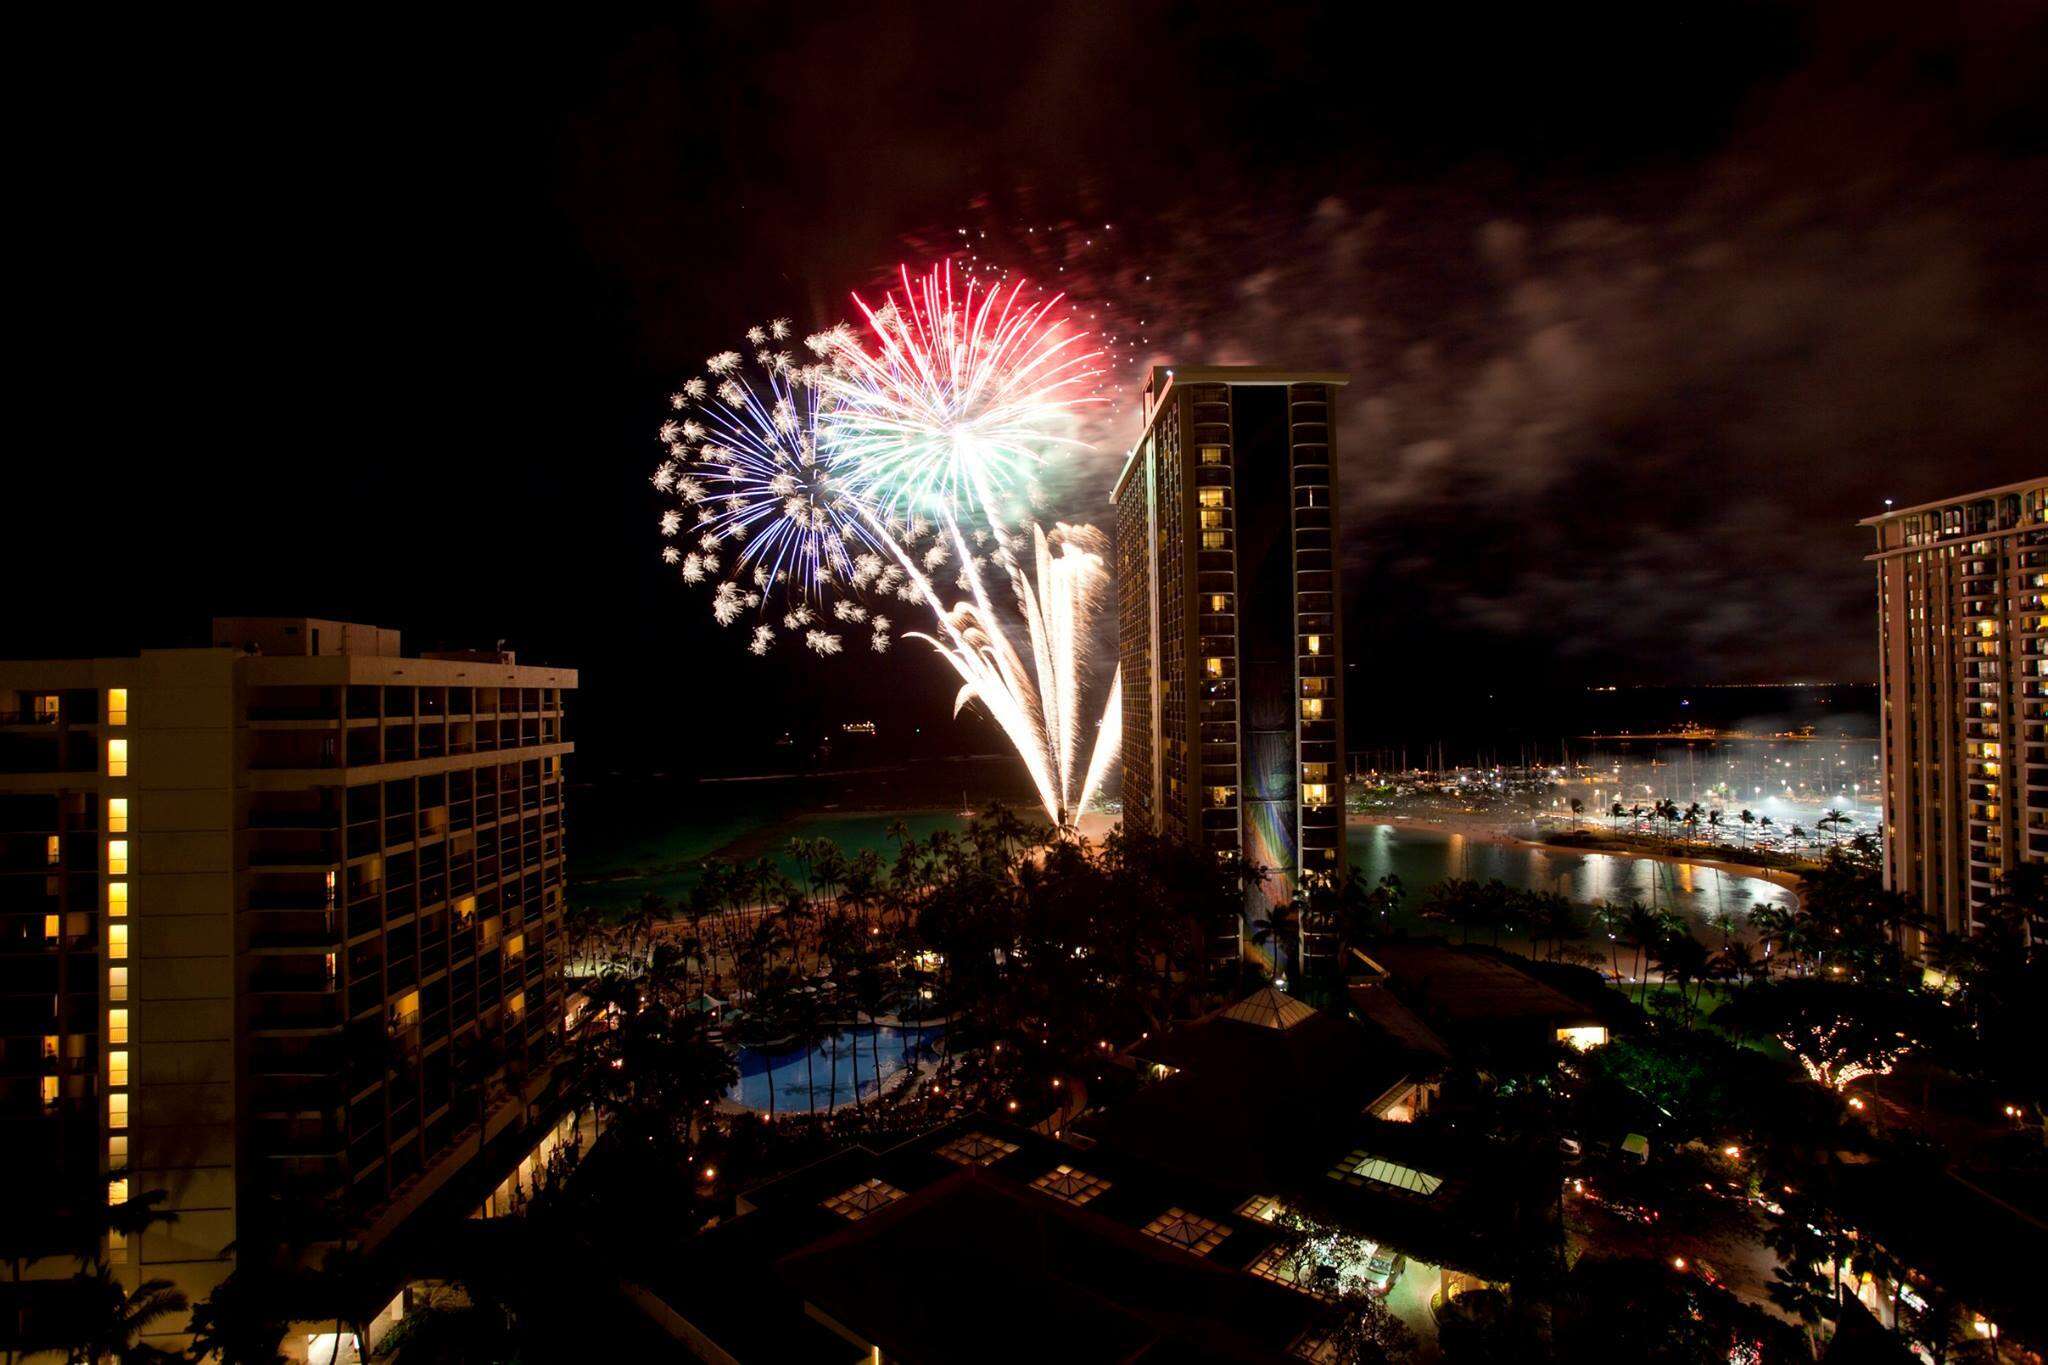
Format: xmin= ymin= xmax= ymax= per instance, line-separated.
xmin=1113 ymin=367 xmax=1348 ymax=977
xmin=1865 ymin=478 xmax=2048 ymax=941
xmin=1 ymin=619 xmax=573 ymax=1356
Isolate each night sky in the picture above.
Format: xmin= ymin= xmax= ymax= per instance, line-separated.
xmin=10 ymin=4 xmax=2045 ymax=774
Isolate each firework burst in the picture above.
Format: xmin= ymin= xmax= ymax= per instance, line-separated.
xmin=819 ymin=262 xmax=1104 ymax=524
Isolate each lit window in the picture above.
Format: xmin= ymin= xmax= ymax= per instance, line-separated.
xmin=504 ymin=932 xmax=525 ymax=960
xmin=1207 ymin=785 xmax=1234 ymax=808
xmin=108 ymin=1093 xmax=128 ymax=1128
xmin=109 ymin=968 xmax=128 ymax=1002
xmin=109 ymin=925 xmax=128 ymax=960
xmin=935 ymin=1131 xmax=1020 ymax=1167
xmin=1326 ymin=1149 xmax=1443 ymax=1197
xmin=1301 ymin=677 xmax=1327 ymax=697
xmin=1305 ymin=634 xmax=1322 ymax=656
xmin=1205 ymin=656 xmax=1224 ymax=678
xmin=107 ymin=841 xmax=128 ymax=875
xmin=107 ymin=1179 xmax=128 ymax=1207
xmin=33 ymin=694 xmax=60 ymax=722
xmin=1141 ymin=1207 xmax=1231 ymax=1256
xmin=1301 ymin=699 xmax=1325 ymax=721
xmin=1032 ymin=1164 xmax=1112 ymax=1205
xmin=455 ymin=895 xmax=477 ymax=926
xmin=508 ymin=991 xmax=526 ymax=1018
xmin=43 ymin=834 xmax=61 ymax=867
xmin=43 ymin=1034 xmax=59 ymax=1060
xmin=109 ymin=1136 xmax=128 ymax=1163
xmin=109 ymin=1009 xmax=129 ymax=1044
xmin=107 ymin=798 xmax=128 ymax=833
xmin=391 ymin=990 xmax=421 ymax=1031
xmin=1556 ymin=1025 xmax=1608 ymax=1051
xmin=1236 ymin=1194 xmax=1287 ymax=1222
xmin=1302 ymin=763 xmax=1329 ymax=783
xmin=1199 ymin=508 xmax=1224 ymax=529
xmin=107 ymin=689 xmax=128 ymax=726
xmin=44 ymin=913 xmax=60 ymax=940
xmin=108 ymin=1051 xmax=129 ymax=1086
xmin=1201 ymin=530 xmax=1226 ymax=550
xmin=1303 ymin=783 xmax=1330 ymax=808
xmin=107 ymin=739 xmax=128 ymax=777
xmin=108 ymin=882 xmax=127 ymax=917
xmin=42 ymin=1076 xmax=60 ymax=1107
xmin=1208 ymin=593 xmax=1229 ymax=612
xmin=1198 ymin=487 xmax=1225 ymax=507
xmin=1200 ymin=445 xmax=1225 ymax=464
xmin=822 ymin=1178 xmax=905 ymax=1221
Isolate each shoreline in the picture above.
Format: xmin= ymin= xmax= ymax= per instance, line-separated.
xmin=1353 ymin=812 xmax=1806 ymax=897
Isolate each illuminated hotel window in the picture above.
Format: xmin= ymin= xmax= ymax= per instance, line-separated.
xmin=107 ymin=841 xmax=128 ymax=875
xmin=1301 ymin=699 xmax=1325 ymax=721
xmin=107 ymin=1179 xmax=128 ymax=1207
xmin=1205 ymin=657 xmax=1225 ymax=679
xmin=106 ymin=689 xmax=128 ymax=725
xmin=109 ymin=1136 xmax=127 ymax=1163
xmin=1207 ymin=785 xmax=1234 ymax=807
xmin=508 ymin=991 xmax=526 ymax=1018
xmin=455 ymin=895 xmax=477 ymax=926
xmin=107 ymin=739 xmax=128 ymax=777
xmin=1199 ymin=508 xmax=1224 ymax=529
xmin=108 ymin=882 xmax=127 ymax=917
xmin=1201 ymin=530 xmax=1226 ymax=550
xmin=109 ymin=1093 xmax=128 ymax=1128
xmin=108 ymin=1051 xmax=129 ymax=1086
xmin=504 ymin=932 xmax=525 ymax=960
xmin=391 ymin=990 xmax=421 ymax=1032
xmin=1303 ymin=784 xmax=1330 ymax=808
xmin=1302 ymin=762 xmax=1330 ymax=783
xmin=109 ymin=1009 xmax=129 ymax=1044
xmin=43 ymin=1034 xmax=59 ymax=1060
xmin=43 ymin=913 xmax=60 ymax=940
xmin=1209 ymin=593 xmax=1230 ymax=612
xmin=45 ymin=835 xmax=60 ymax=867
xmin=107 ymin=798 xmax=128 ymax=833
xmin=1305 ymin=634 xmax=1322 ymax=656
xmin=1200 ymin=445 xmax=1225 ymax=465
xmin=109 ymin=968 xmax=128 ymax=1002
xmin=109 ymin=925 xmax=128 ymax=960
xmin=1198 ymin=486 xmax=1225 ymax=507
xmin=42 ymin=1076 xmax=59 ymax=1107
xmin=1301 ymin=678 xmax=1327 ymax=697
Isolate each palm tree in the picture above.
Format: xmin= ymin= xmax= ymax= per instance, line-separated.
xmin=1621 ymin=902 xmax=1665 ymax=1001
xmin=69 ymin=1267 xmax=186 ymax=1364
xmin=184 ymin=1268 xmax=289 ymax=1365
xmin=1818 ymin=808 xmax=1849 ymax=849
xmin=1706 ymin=808 xmax=1723 ymax=846
xmin=1652 ymin=930 xmax=1712 ymax=1022
xmin=1737 ymin=808 xmax=1755 ymax=849
xmin=1249 ymin=900 xmax=1301 ymax=982
xmin=1712 ymin=941 xmax=1758 ymax=991
xmin=1568 ymin=798 xmax=1584 ymax=830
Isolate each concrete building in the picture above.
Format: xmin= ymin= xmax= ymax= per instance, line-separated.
xmin=1863 ymin=478 xmax=2048 ymax=939
xmin=0 ymin=619 xmax=573 ymax=1357
xmin=1113 ymin=367 xmax=1348 ymax=978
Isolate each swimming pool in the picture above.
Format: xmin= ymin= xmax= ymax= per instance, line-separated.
xmin=726 ymin=1024 xmax=943 ymax=1115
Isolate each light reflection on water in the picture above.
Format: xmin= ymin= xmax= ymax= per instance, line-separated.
xmin=1346 ymin=822 xmax=1798 ymax=923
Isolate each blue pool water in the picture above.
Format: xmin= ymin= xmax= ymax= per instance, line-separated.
xmin=727 ymin=1024 xmax=944 ymax=1114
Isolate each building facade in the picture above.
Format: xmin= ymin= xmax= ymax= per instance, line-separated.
xmin=1113 ymin=367 xmax=1348 ymax=977
xmin=1 ymin=619 xmax=573 ymax=1356
xmin=1864 ymin=479 xmax=2048 ymax=941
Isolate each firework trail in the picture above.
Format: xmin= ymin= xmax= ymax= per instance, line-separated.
xmin=654 ymin=265 xmax=1121 ymax=827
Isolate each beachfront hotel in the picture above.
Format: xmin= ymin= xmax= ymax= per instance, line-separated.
xmin=1113 ymin=367 xmax=1349 ymax=978
xmin=1864 ymin=478 xmax=2048 ymax=940
xmin=0 ymin=619 xmax=573 ymax=1356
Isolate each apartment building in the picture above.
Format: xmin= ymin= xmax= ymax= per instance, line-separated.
xmin=1864 ymin=478 xmax=2048 ymax=940
xmin=1113 ymin=367 xmax=1349 ymax=978
xmin=0 ymin=618 xmax=574 ymax=1356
